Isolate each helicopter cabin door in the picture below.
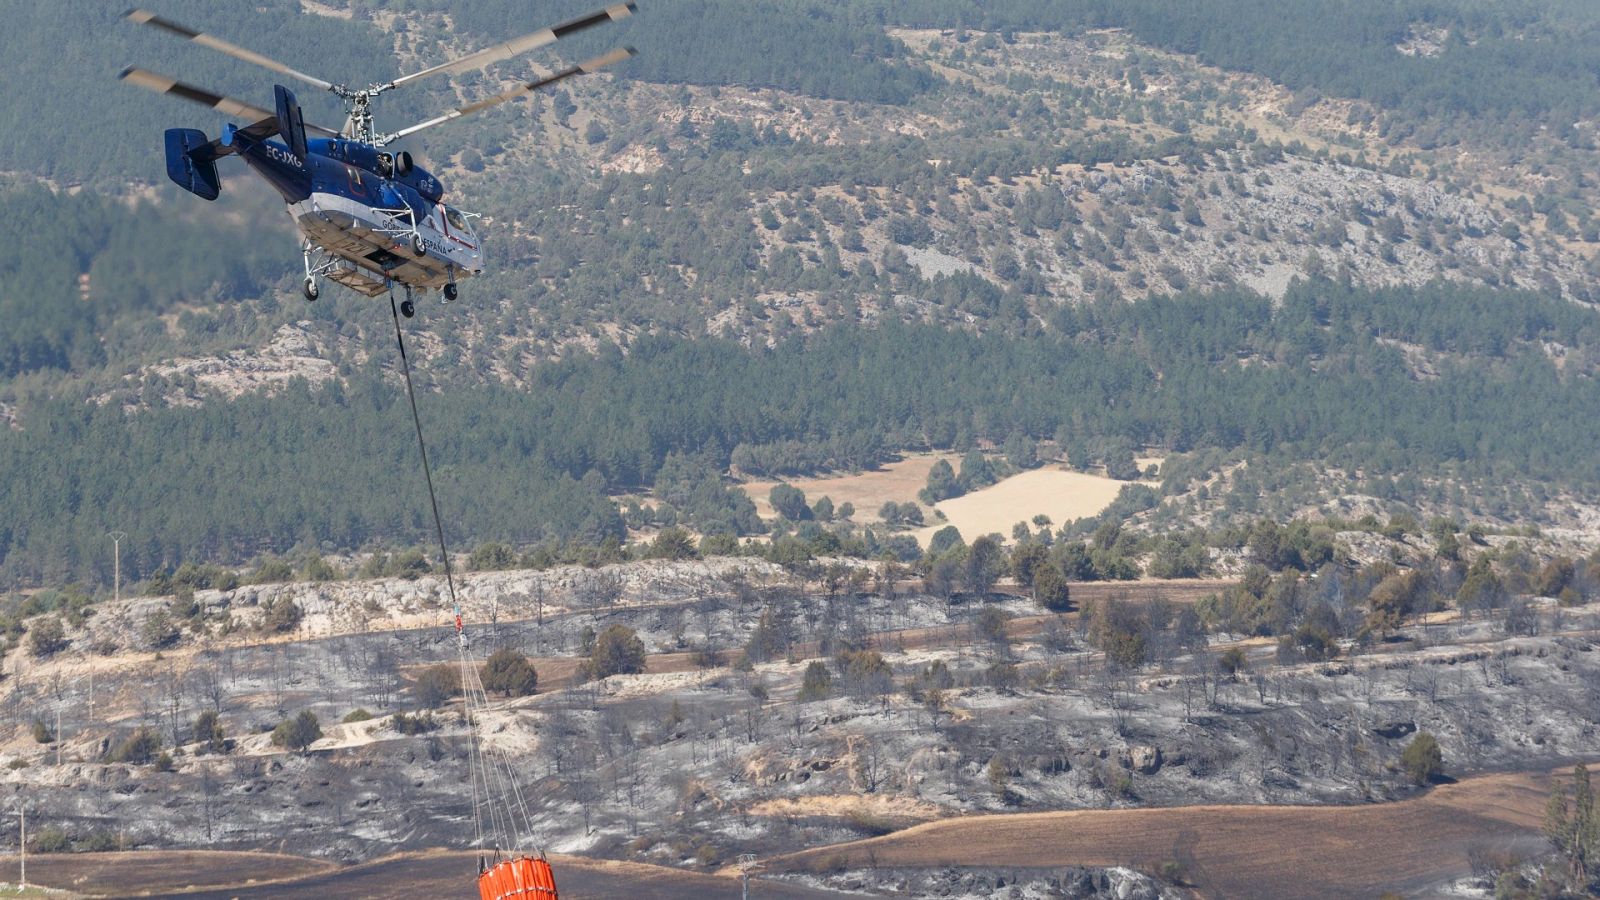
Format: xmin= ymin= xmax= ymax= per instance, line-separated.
xmin=440 ymin=205 xmax=477 ymax=249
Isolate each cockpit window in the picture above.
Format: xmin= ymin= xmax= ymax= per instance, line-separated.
xmin=444 ymin=206 xmax=472 ymax=234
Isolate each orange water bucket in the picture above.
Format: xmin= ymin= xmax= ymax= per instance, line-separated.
xmin=477 ymin=855 xmax=559 ymax=900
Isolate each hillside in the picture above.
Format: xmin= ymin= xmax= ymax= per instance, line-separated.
xmin=2 ymin=0 xmax=1600 ymax=586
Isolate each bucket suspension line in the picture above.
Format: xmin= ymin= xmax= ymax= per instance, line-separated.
xmin=385 ymin=286 xmax=543 ymax=866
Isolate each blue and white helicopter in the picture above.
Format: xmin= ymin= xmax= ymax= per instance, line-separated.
xmin=120 ymin=5 xmax=636 ymax=316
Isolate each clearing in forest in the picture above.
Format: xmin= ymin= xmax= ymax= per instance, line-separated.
xmin=739 ymin=452 xmax=958 ymax=520
xmin=914 ymin=467 xmax=1136 ymax=544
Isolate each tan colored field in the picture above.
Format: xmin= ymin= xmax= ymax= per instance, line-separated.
xmin=739 ymin=452 xmax=957 ymax=521
xmin=6 ymin=849 xmax=837 ymax=899
xmin=913 ymin=467 xmax=1137 ymax=544
xmin=773 ymin=766 xmax=1589 ymax=899
xmin=0 ymin=849 xmax=334 ymax=896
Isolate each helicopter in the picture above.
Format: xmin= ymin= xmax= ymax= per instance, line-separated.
xmin=120 ymin=5 xmax=636 ymax=317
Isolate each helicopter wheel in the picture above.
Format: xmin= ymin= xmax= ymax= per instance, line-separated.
xmin=443 ymin=282 xmax=458 ymax=302
xmin=400 ymin=298 xmax=415 ymax=319
xmin=409 ymin=233 xmax=426 ymax=257
xmin=302 ymin=277 xmax=319 ymax=301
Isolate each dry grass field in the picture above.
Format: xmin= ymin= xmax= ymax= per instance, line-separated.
xmin=771 ymin=767 xmax=1585 ymax=899
xmin=740 ymin=454 xmax=1147 ymax=544
xmin=739 ymin=453 xmax=958 ymax=521
xmin=913 ymin=468 xmax=1145 ymax=544
xmin=0 ymin=850 xmax=335 ymax=897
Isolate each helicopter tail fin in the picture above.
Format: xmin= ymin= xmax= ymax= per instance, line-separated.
xmin=164 ymin=128 xmax=222 ymax=201
xmin=274 ymin=85 xmax=308 ymax=160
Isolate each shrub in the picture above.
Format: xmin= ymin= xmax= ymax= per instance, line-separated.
xmin=259 ymin=596 xmax=304 ymax=633
xmin=342 ymin=709 xmax=375 ymax=724
xmin=481 ymin=648 xmax=538 ymax=696
xmin=468 ymin=542 xmax=518 ymax=572
xmin=107 ymin=727 xmax=163 ymax=765
xmin=590 ymin=625 xmax=647 ymax=678
xmin=31 ymin=718 xmax=54 ymax=744
xmin=392 ymin=711 xmax=438 ymax=735
xmin=142 ymin=609 xmax=181 ymax=650
xmin=798 ymin=660 xmax=832 ymax=701
xmin=1217 ymin=646 xmax=1248 ymax=678
xmin=270 ymin=710 xmax=323 ymax=754
xmin=1401 ymin=732 xmax=1443 ymax=785
xmin=1034 ymin=562 xmax=1071 ymax=612
xmin=248 ymin=557 xmax=295 ymax=584
xmin=28 ymin=616 xmax=68 ymax=657
xmin=30 ymin=825 xmax=70 ymax=853
xmin=193 ymin=710 xmax=226 ymax=753
xmin=414 ymin=664 xmax=462 ymax=707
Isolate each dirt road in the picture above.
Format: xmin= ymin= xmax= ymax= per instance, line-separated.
xmin=5 ymin=849 xmax=843 ymax=899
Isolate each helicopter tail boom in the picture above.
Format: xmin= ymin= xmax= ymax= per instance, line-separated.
xmin=161 ymin=115 xmax=285 ymax=201
xmin=164 ymin=127 xmax=223 ymax=201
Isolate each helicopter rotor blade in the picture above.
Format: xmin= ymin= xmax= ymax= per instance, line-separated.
xmin=378 ymin=47 xmax=634 ymax=145
xmin=386 ymin=2 xmax=635 ymax=90
xmin=119 ymin=67 xmax=341 ymax=136
xmin=123 ymin=9 xmax=336 ymax=92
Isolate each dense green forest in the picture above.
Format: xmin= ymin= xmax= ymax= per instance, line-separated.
xmin=4 ymin=276 xmax=1598 ymax=586
xmin=0 ymin=186 xmax=295 ymax=378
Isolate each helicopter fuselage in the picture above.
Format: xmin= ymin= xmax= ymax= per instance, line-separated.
xmin=228 ymin=127 xmax=482 ymax=297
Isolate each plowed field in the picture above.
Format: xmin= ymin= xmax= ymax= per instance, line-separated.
xmin=770 ymin=767 xmax=1584 ymax=899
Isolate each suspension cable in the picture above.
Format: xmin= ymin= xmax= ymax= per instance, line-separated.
xmin=386 ymin=286 xmax=484 ymax=852
xmin=387 ymin=288 xmax=461 ymax=610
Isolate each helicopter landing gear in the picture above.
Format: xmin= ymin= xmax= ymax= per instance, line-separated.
xmin=410 ymin=232 xmax=426 ymax=257
xmin=443 ymin=282 xmax=458 ymax=303
xmin=301 ymin=240 xmax=337 ymax=301
xmin=400 ymin=298 xmax=415 ymax=318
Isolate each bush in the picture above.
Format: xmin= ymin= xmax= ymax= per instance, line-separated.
xmin=590 ymin=624 xmax=647 ymax=679
xmin=414 ymin=664 xmax=462 ymax=707
xmin=107 ymin=727 xmax=163 ymax=765
xmin=768 ymin=484 xmax=810 ymax=521
xmin=28 ymin=616 xmax=68 ymax=657
xmin=798 ymin=660 xmax=832 ymax=701
xmin=259 ymin=596 xmax=303 ymax=633
xmin=193 ymin=710 xmax=226 ymax=753
xmin=141 ymin=609 xmax=181 ymax=650
xmin=248 ymin=557 xmax=295 ymax=584
xmin=30 ymin=825 xmax=70 ymax=853
xmin=1401 ymin=732 xmax=1443 ymax=785
xmin=481 ymin=648 xmax=539 ymax=696
xmin=342 ymin=708 xmax=375 ymax=723
xmin=270 ymin=710 xmax=323 ymax=754
xmin=1034 ymin=562 xmax=1071 ymax=612
xmin=392 ymin=710 xmax=438 ymax=735
xmin=468 ymin=542 xmax=518 ymax=571
xmin=31 ymin=718 xmax=54 ymax=744
xmin=646 ymin=527 xmax=698 ymax=561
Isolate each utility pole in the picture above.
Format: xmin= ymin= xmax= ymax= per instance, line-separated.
xmin=55 ymin=703 xmax=62 ymax=767
xmin=737 ymin=853 xmax=763 ymax=900
xmin=18 ymin=805 xmax=25 ymax=889
xmin=108 ymin=531 xmax=127 ymax=603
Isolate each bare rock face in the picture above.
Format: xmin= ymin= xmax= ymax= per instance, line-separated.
xmin=1125 ymin=745 xmax=1163 ymax=775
